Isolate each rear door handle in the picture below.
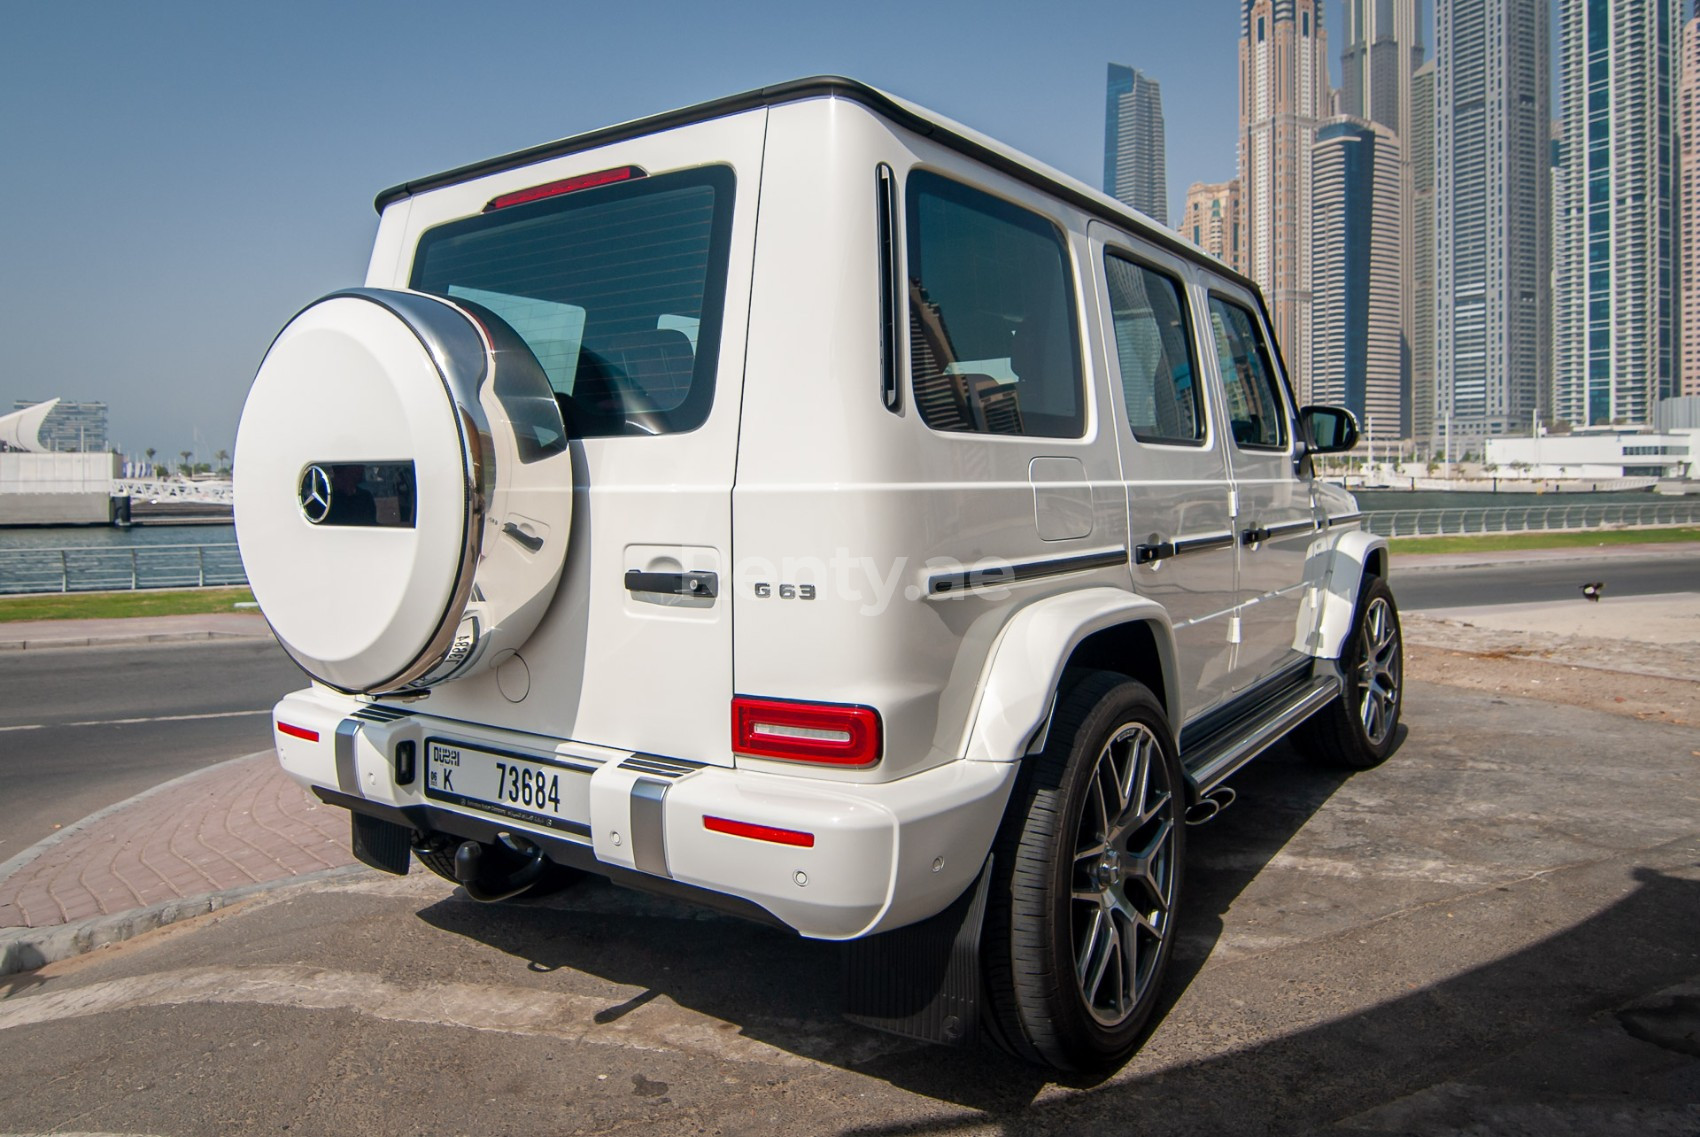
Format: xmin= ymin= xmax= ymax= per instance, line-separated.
xmin=624 ymin=570 xmax=718 ymax=598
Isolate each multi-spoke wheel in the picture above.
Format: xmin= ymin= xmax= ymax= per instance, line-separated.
xmin=1300 ymin=575 xmax=1404 ymax=769
xmin=983 ymin=672 xmax=1184 ymax=1072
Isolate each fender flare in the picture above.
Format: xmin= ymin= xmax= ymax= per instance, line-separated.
xmin=961 ymin=587 xmax=1177 ymax=764
xmin=1297 ymin=527 xmax=1390 ymax=661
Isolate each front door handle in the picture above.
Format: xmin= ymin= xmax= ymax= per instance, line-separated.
xmin=625 ymin=569 xmax=718 ymax=598
xmin=1241 ymin=525 xmax=1272 ymax=546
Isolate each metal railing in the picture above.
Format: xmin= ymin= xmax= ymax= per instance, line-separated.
xmin=0 ymin=543 xmax=248 ymax=595
xmin=1366 ymin=498 xmax=1700 ymax=538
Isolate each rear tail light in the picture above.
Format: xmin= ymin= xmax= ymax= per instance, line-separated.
xmin=731 ymin=696 xmax=882 ymax=767
xmin=483 ymin=165 xmax=646 ymax=211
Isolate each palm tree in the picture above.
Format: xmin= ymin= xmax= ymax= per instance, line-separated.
xmin=179 ymin=449 xmax=193 ymax=477
xmin=215 ymin=448 xmax=231 ymax=476
xmin=144 ymin=447 xmax=156 ymax=479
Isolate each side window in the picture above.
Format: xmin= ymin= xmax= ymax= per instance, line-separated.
xmin=1103 ymin=254 xmax=1205 ymax=445
xmin=906 ymin=171 xmax=1084 ymax=438
xmin=1207 ymin=296 xmax=1287 ymax=450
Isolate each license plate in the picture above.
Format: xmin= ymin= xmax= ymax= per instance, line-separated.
xmin=423 ymin=740 xmax=591 ymax=835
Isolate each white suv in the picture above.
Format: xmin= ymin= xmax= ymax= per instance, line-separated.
xmin=234 ymin=78 xmax=1402 ymax=1073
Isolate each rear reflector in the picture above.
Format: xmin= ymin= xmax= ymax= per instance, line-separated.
xmin=483 ymin=165 xmax=646 ymax=211
xmin=277 ymin=722 xmax=319 ymax=743
xmin=732 ymin=696 xmax=882 ymax=766
xmin=703 ymin=816 xmax=816 ymax=848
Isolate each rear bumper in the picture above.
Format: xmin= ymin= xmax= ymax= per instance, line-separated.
xmin=271 ymin=688 xmax=1016 ymax=940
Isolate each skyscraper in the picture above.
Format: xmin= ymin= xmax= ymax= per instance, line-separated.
xmin=1240 ymin=0 xmax=1330 ymax=402
xmin=1411 ymin=59 xmax=1438 ymax=450
xmin=1436 ymin=0 xmax=1551 ymax=450
xmin=1182 ymin=179 xmax=1242 ymax=272
xmin=1554 ymin=0 xmax=1680 ymax=428
xmin=1312 ymin=119 xmax=1405 ymax=439
xmin=1341 ymin=0 xmax=1424 ymax=141
xmin=1104 ymin=64 xmax=1169 ymax=223
xmin=1678 ymin=9 xmax=1700 ymax=397
xmin=1340 ymin=0 xmax=1422 ymax=443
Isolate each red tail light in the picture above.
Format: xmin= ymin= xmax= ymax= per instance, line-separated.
xmin=731 ymin=696 xmax=882 ymax=767
xmin=277 ymin=722 xmax=319 ymax=743
xmin=703 ymin=816 xmax=816 ymax=848
xmin=483 ymin=165 xmax=646 ymax=211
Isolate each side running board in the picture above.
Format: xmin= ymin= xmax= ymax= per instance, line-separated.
xmin=1180 ymin=669 xmax=1342 ymax=800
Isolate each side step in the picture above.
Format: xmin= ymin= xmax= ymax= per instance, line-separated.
xmin=1180 ymin=667 xmax=1341 ymax=800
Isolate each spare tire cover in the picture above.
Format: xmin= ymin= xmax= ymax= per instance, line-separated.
xmin=234 ymin=289 xmax=573 ymax=694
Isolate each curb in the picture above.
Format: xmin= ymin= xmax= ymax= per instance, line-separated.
xmin=0 ymin=864 xmax=369 ymax=978
xmin=0 ymin=629 xmax=272 ymax=652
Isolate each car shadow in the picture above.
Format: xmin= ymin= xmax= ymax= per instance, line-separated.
xmin=413 ymin=734 xmax=1372 ymax=1114
xmin=840 ymin=863 xmax=1700 ymax=1136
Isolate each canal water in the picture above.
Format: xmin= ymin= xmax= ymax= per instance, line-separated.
xmin=0 ymin=524 xmax=240 ymax=594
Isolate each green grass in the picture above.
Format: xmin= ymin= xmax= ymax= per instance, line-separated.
xmin=0 ymin=588 xmax=257 ymax=623
xmin=1388 ymin=526 xmax=1700 ymax=555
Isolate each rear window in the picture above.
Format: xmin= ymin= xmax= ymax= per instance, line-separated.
xmin=410 ymin=166 xmax=735 ymax=437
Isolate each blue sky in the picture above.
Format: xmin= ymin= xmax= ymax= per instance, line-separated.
xmin=1 ymin=1 xmax=1363 ymax=462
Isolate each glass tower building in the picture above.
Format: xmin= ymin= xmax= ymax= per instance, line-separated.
xmin=1555 ymin=0 xmax=1681 ymax=428
xmin=1437 ymin=0 xmax=1551 ymax=449
xmin=1104 ymin=64 xmax=1169 ymax=224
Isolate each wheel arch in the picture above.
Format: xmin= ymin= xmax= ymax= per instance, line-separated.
xmin=962 ymin=587 xmax=1178 ymax=764
xmin=1301 ymin=528 xmax=1391 ymax=662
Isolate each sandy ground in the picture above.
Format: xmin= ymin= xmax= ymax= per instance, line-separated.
xmin=1403 ymin=591 xmax=1700 ymax=731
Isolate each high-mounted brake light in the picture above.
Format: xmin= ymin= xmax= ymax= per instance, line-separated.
xmin=483 ymin=165 xmax=646 ymax=212
xmin=703 ymin=816 xmax=816 ymax=848
xmin=732 ymin=696 xmax=882 ymax=767
xmin=277 ymin=722 xmax=320 ymax=743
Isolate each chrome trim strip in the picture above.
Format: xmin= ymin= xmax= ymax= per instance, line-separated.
xmin=928 ymin=548 xmax=1127 ymax=597
xmin=335 ymin=719 xmax=363 ymax=796
xmin=1328 ymin=511 xmax=1366 ymax=527
xmin=630 ymin=779 xmax=671 ymax=878
xmin=1262 ymin=519 xmax=1319 ymax=540
xmin=618 ymin=754 xmax=707 ymax=779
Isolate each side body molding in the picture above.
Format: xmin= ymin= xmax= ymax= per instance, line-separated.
xmin=1295 ymin=528 xmax=1390 ymax=661
xmin=963 ymin=587 xmax=1178 ymax=764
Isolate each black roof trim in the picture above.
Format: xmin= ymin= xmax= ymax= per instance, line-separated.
xmin=370 ymin=76 xmax=1263 ymax=297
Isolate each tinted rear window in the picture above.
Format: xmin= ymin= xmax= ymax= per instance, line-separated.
xmin=410 ymin=166 xmax=735 ymax=437
xmin=906 ymin=171 xmax=1084 ymax=438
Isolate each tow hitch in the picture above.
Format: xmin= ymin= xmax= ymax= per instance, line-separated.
xmin=433 ymin=833 xmax=549 ymax=902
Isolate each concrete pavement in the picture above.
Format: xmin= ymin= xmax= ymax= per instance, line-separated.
xmin=0 ymin=610 xmax=271 ymax=651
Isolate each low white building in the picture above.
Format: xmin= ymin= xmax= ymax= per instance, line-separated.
xmin=1485 ymin=428 xmax=1697 ymax=480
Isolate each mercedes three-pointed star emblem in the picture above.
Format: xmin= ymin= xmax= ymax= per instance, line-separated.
xmin=299 ymin=464 xmax=333 ymax=525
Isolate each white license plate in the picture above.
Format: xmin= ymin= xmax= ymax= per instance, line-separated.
xmin=423 ymin=740 xmax=591 ymax=835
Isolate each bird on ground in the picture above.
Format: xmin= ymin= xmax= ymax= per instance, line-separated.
xmin=1581 ymin=581 xmax=1605 ymax=602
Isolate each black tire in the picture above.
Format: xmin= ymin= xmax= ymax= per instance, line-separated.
xmin=412 ymin=834 xmax=582 ymax=899
xmin=982 ymin=671 xmax=1185 ymax=1072
xmin=1300 ymin=575 xmax=1403 ymax=769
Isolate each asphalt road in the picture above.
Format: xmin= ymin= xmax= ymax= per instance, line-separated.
xmin=0 ymin=638 xmax=305 ymax=862
xmin=2 ymin=681 xmax=1696 ymax=1134
xmin=1395 ymin=549 xmax=1700 ymax=610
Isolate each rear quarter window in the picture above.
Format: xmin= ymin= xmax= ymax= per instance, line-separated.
xmin=905 ymin=171 xmax=1084 ymax=439
xmin=410 ymin=166 xmax=736 ymax=438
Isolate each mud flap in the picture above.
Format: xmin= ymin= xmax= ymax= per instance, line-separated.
xmin=842 ymin=856 xmax=991 ymax=1047
xmin=351 ymin=812 xmax=413 ymax=876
